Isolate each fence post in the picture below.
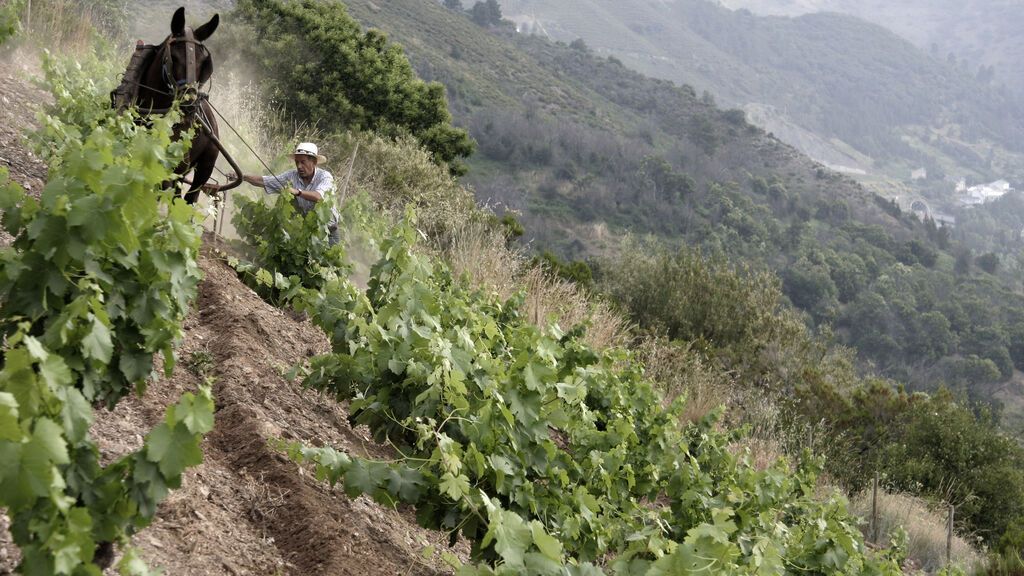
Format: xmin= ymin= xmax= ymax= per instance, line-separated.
xmin=338 ymin=142 xmax=359 ymax=206
xmin=946 ymin=503 xmax=955 ymax=566
xmin=870 ymin=471 xmax=879 ymax=543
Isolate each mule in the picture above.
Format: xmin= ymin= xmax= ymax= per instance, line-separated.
xmin=119 ymin=7 xmax=222 ymax=204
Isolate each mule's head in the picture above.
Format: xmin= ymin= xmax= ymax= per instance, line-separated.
xmin=162 ymin=7 xmax=219 ymax=92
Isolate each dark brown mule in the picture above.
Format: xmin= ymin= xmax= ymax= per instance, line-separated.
xmin=126 ymin=7 xmax=223 ymax=204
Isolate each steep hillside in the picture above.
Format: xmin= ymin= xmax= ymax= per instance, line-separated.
xmin=0 ymin=45 xmax=467 ymax=575
xmin=336 ymin=0 xmax=906 ymax=242
xmin=719 ymin=0 xmax=1024 ymax=99
xmin=0 ymin=247 xmax=466 ymax=575
xmin=499 ymin=0 xmax=1024 ymax=185
xmin=247 ymin=0 xmax=1024 ymax=427
xmin=0 ymin=44 xmax=917 ymax=574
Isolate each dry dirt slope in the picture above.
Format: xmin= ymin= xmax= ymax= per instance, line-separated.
xmin=0 ymin=55 xmax=460 ymax=575
xmin=3 ymin=248 xmax=464 ymax=576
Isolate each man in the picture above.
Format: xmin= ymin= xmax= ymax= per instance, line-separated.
xmin=229 ymin=142 xmax=340 ymax=246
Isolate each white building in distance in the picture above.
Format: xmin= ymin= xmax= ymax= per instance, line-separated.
xmin=959 ymin=179 xmax=1013 ymax=206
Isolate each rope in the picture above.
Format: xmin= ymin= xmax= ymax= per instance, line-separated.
xmin=203 ymin=99 xmax=288 ymax=191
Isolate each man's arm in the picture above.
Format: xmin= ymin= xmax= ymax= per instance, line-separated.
xmin=204 ymin=172 xmax=291 ymax=194
xmin=295 ymin=170 xmax=334 ymax=202
xmin=227 ymin=173 xmax=267 ymax=189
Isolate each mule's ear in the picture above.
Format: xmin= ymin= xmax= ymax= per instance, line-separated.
xmin=194 ymin=14 xmax=219 ymax=41
xmin=171 ymin=7 xmax=185 ymax=36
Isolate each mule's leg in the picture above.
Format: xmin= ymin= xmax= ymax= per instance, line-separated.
xmin=183 ymin=144 xmax=219 ymax=204
xmin=184 ymin=107 xmax=221 ymax=204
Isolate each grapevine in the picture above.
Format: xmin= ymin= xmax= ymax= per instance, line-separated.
xmin=0 ymin=52 xmax=212 ymax=574
xmin=283 ymin=209 xmax=900 ymax=575
xmin=231 ymin=190 xmax=348 ymax=299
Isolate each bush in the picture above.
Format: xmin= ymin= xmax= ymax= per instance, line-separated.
xmin=232 ymin=191 xmax=348 ymax=298
xmin=329 ymin=132 xmax=479 ymax=240
xmin=0 ymin=0 xmax=22 ymax=45
xmin=230 ymin=0 xmax=475 ymax=174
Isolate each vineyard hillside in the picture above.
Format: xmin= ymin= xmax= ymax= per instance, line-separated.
xmin=0 ymin=55 xmax=461 ymax=575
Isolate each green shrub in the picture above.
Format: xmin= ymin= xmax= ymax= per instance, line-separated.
xmin=229 ymin=0 xmax=475 ymax=174
xmin=232 ymin=192 xmax=348 ymax=299
xmin=287 ymin=210 xmax=901 ymax=575
xmin=0 ymin=0 xmax=22 ymax=45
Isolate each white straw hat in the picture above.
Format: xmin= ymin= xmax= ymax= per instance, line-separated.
xmin=291 ymin=142 xmax=326 ymax=163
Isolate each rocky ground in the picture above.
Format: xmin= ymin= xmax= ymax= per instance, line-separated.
xmin=0 ymin=48 xmax=464 ymax=576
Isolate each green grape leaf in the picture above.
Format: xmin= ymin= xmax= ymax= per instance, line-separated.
xmin=39 ymin=353 xmax=73 ymax=389
xmin=255 ymin=268 xmax=273 ymax=287
xmin=52 ymin=506 xmax=94 ymax=575
xmin=175 ymin=391 xmax=215 ymax=435
xmin=439 ymin=472 xmax=471 ymax=501
xmin=524 ymin=552 xmax=563 ymax=576
xmin=388 ymin=357 xmax=406 ymax=375
xmin=530 ymin=521 xmax=563 ymax=561
xmin=387 ymin=465 xmax=424 ymax=503
xmin=21 ymin=418 xmax=70 ymax=500
xmin=118 ymin=352 xmax=152 ymax=384
xmin=23 ymin=336 xmax=48 ymax=361
xmin=31 ymin=417 xmax=70 ymax=466
xmin=0 ymin=442 xmax=22 ymax=486
xmin=57 ymin=388 xmax=92 ymax=445
xmin=523 ymin=363 xmax=542 ymax=391
xmin=117 ymin=545 xmax=154 ymax=576
xmin=0 ymin=176 xmax=23 ymax=210
xmin=0 ymin=392 xmax=21 ymax=441
xmin=490 ymin=509 xmax=531 ymax=569
xmin=343 ymin=458 xmax=377 ymax=497
xmin=81 ymin=318 xmax=113 ymax=364
xmin=146 ymin=422 xmax=202 ymax=479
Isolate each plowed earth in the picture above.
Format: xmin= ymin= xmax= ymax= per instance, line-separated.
xmin=0 ymin=51 xmax=463 ymax=576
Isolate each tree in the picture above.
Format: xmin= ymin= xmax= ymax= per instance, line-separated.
xmin=443 ymin=0 xmax=463 ymax=10
xmin=232 ymin=0 xmax=475 ymax=174
xmin=955 ymin=250 xmax=973 ymax=275
xmin=978 ymin=252 xmax=1000 ymax=274
xmin=469 ymin=0 xmax=502 ymax=27
xmin=783 ymin=257 xmax=838 ymax=322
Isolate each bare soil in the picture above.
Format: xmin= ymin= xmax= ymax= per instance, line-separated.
xmin=0 ymin=51 xmax=464 ymax=576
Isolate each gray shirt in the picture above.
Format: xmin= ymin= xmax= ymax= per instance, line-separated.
xmin=262 ymin=167 xmax=339 ymax=229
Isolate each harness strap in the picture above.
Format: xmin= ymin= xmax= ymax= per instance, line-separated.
xmin=162 ymin=28 xmax=203 ymax=88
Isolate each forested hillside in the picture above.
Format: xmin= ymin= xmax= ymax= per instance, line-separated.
xmin=499 ymin=0 xmax=1024 ymax=187
xmin=277 ymin=0 xmax=1024 ymax=438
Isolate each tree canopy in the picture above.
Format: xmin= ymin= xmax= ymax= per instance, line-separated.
xmin=231 ymin=0 xmax=475 ymax=174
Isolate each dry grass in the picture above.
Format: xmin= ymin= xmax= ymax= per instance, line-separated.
xmin=189 ymin=70 xmax=325 ymax=240
xmin=443 ymin=221 xmax=629 ymax=351
xmin=849 ymin=489 xmax=985 ymax=573
xmin=636 ymin=339 xmax=731 ymax=421
xmin=16 ymin=0 xmax=114 ymax=54
xmin=635 ymin=335 xmax=805 ymax=469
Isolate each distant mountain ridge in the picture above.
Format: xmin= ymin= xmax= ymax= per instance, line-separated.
xmin=498 ymin=0 xmax=1024 ymax=185
xmin=718 ymin=0 xmax=1024 ymax=98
